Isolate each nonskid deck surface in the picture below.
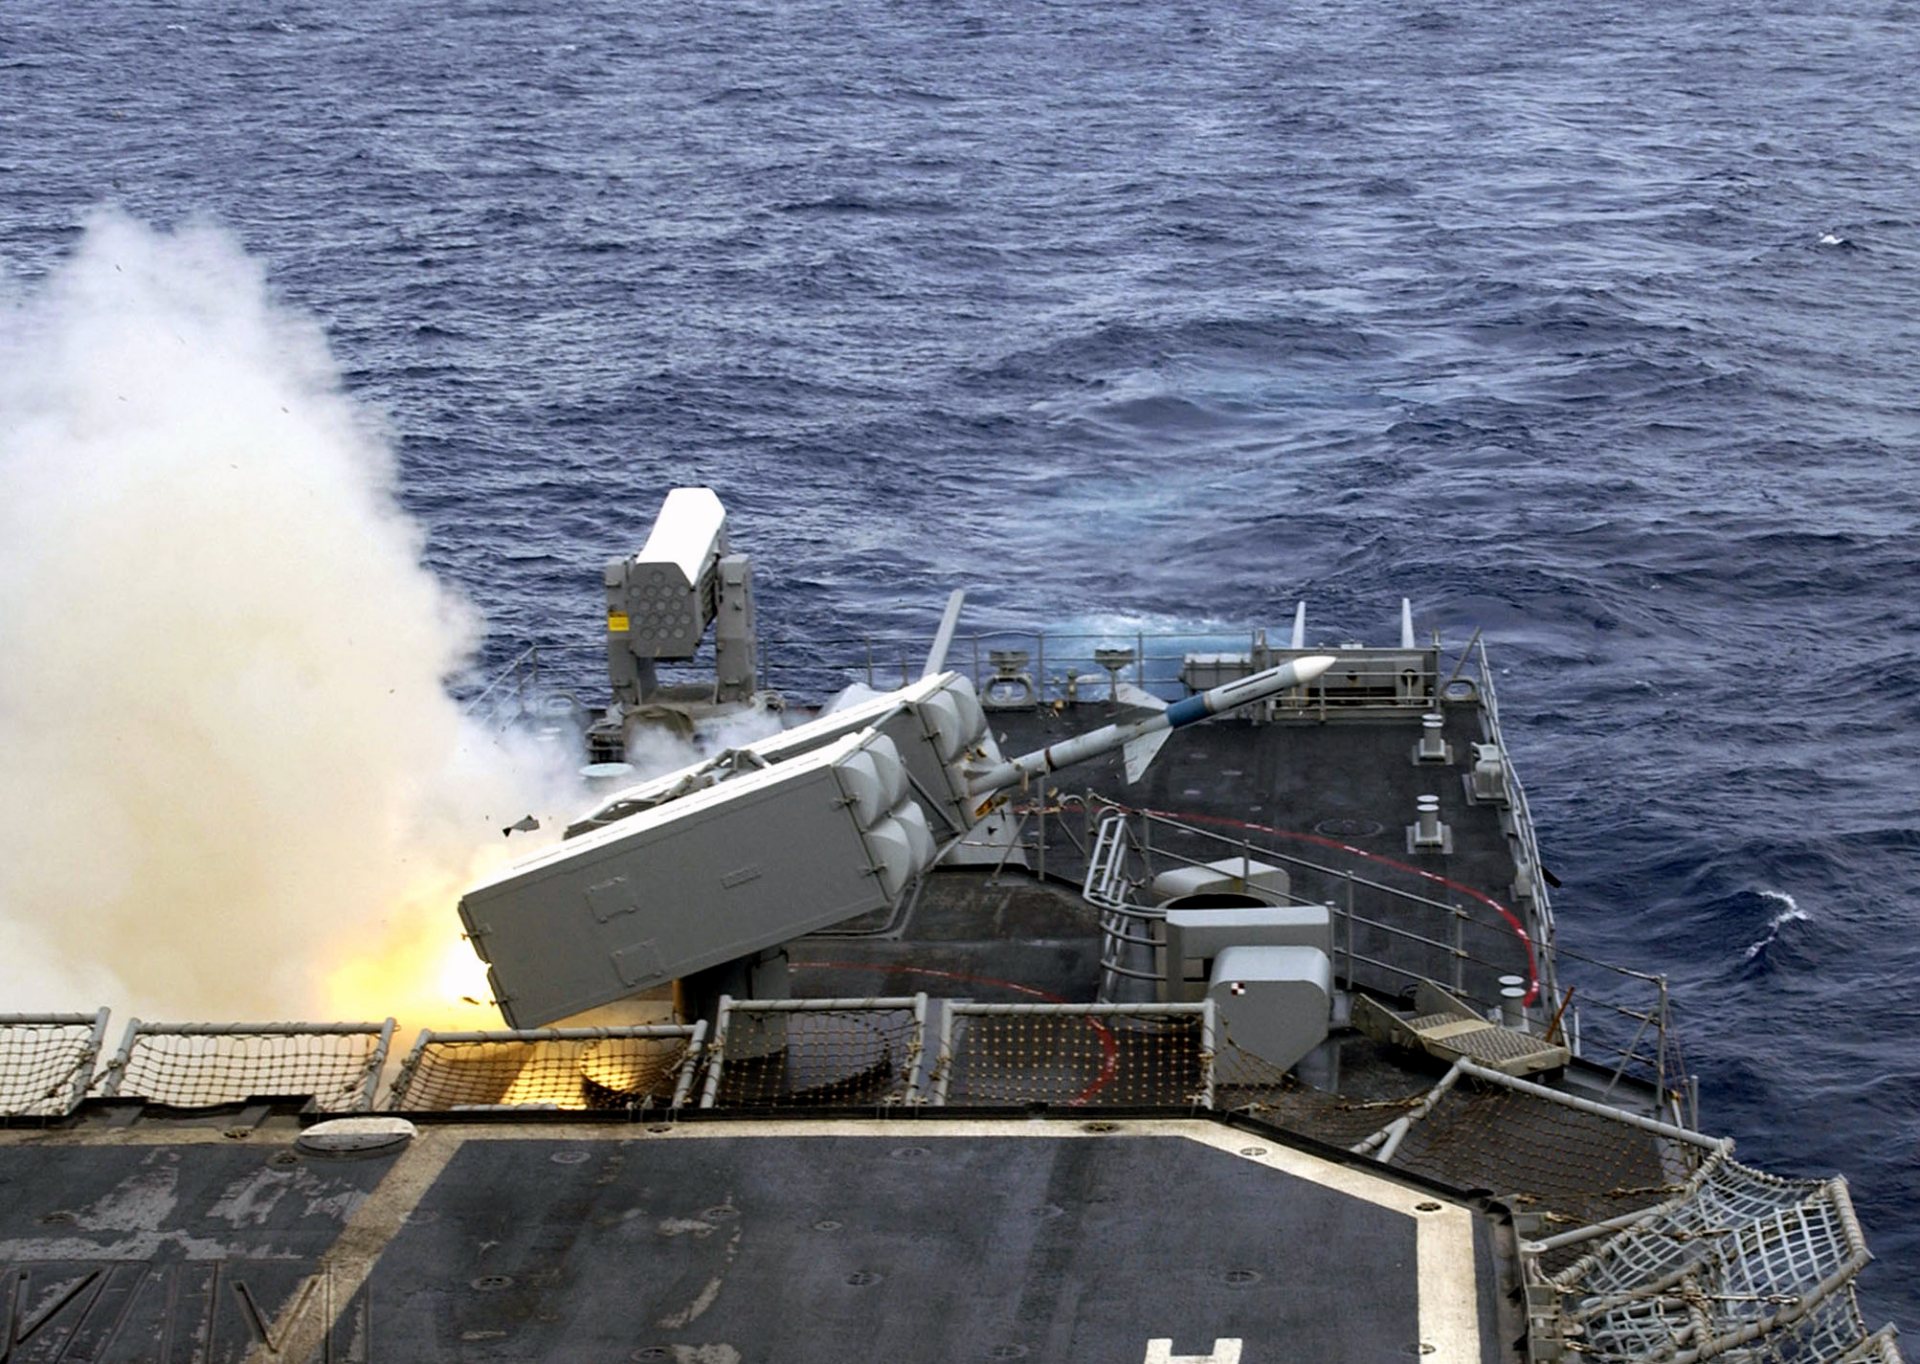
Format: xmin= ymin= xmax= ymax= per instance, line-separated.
xmin=0 ymin=1117 xmax=1513 ymax=1364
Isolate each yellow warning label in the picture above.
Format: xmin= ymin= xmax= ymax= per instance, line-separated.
xmin=607 ymin=613 xmax=630 ymax=632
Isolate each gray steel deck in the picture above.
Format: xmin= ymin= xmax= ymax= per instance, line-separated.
xmin=971 ymin=699 xmax=1544 ymax=1009
xmin=0 ymin=1117 xmax=1516 ymax=1364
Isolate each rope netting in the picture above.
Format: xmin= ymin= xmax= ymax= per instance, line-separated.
xmin=99 ymin=1023 xmax=391 ymax=1111
xmin=1396 ymin=1084 xmax=1686 ymax=1256
xmin=1574 ymin=1286 xmax=1893 ymax=1364
xmin=0 ymin=1013 xmax=107 ymax=1118
xmin=1548 ymin=1152 xmax=1897 ymax=1364
xmin=1755 ymin=1304 xmax=1907 ymax=1364
xmin=387 ymin=1027 xmax=702 ymax=1112
xmin=703 ymin=1000 xmax=924 ymax=1109
xmin=1216 ymin=1062 xmax=1439 ymax=1148
xmin=1215 ymin=1047 xmax=1696 ymax=1261
xmin=935 ymin=1004 xmax=1211 ymax=1108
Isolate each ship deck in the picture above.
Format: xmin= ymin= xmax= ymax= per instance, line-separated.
xmin=0 ymin=1112 xmax=1517 ymax=1364
xmin=0 ymin=659 xmax=1895 ymax=1362
xmin=790 ymin=864 xmax=1677 ymax=1267
xmin=969 ymin=698 xmax=1546 ymax=1005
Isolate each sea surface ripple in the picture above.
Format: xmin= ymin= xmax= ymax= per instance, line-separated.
xmin=3 ymin=0 xmax=1916 ymax=1323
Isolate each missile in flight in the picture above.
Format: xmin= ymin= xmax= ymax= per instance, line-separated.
xmin=966 ymin=654 xmax=1338 ymax=799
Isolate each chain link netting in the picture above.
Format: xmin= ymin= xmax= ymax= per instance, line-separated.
xmin=387 ymin=1029 xmax=699 ymax=1111
xmin=705 ymin=1003 xmax=923 ymax=1108
xmin=937 ymin=1007 xmax=1209 ymax=1108
xmin=99 ymin=1025 xmax=389 ymax=1111
xmin=0 ymin=1015 xmax=105 ymax=1118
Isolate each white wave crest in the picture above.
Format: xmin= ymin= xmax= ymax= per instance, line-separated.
xmin=1744 ymin=890 xmax=1812 ymax=960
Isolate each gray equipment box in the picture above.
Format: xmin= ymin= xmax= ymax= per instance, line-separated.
xmin=1165 ymin=904 xmax=1333 ymax=1003
xmin=1208 ymin=944 xmax=1333 ymax=1073
xmin=462 ymin=731 xmax=931 ymax=1028
xmin=1150 ymin=858 xmax=1292 ymax=907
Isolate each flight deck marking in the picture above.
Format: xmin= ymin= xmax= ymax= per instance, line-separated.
xmin=242 ymin=1128 xmax=459 ymax=1364
xmin=461 ymin=1119 xmax=1486 ymax=1362
xmin=227 ymin=1118 xmax=1483 ymax=1364
xmin=0 ymin=1261 xmax=364 ymax=1363
xmin=1173 ymin=1124 xmax=1484 ymax=1364
xmin=1144 ymin=1339 xmax=1243 ymax=1364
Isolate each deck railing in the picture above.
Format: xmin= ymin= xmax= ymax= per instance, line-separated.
xmin=1083 ymin=802 xmax=1550 ymax=998
xmin=1470 ymin=632 xmax=1560 ymax=958
xmin=461 ymin=643 xmax=546 ymax=725
xmin=1075 ymin=802 xmax=1687 ymax=1119
xmin=0 ymin=1011 xmax=111 ymax=1118
xmin=460 ymin=626 xmax=1450 ymax=719
xmin=386 ymin=1023 xmax=706 ymax=1113
xmin=93 ymin=1019 xmax=394 ymax=1112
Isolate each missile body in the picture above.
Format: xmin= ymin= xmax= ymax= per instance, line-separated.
xmin=965 ymin=654 xmax=1338 ymax=798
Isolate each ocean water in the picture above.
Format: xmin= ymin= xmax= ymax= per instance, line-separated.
xmin=4 ymin=0 xmax=1917 ymax=1325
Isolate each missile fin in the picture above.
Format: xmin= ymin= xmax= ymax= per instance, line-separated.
xmin=1123 ymin=728 xmax=1174 ymax=783
xmin=1114 ymin=682 xmax=1167 ymax=712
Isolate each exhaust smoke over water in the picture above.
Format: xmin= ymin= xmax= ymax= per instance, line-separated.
xmin=0 ymin=213 xmax=581 ymax=1030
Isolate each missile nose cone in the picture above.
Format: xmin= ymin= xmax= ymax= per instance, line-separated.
xmin=1291 ymin=654 xmax=1338 ymax=686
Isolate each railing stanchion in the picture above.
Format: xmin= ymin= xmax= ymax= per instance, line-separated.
xmin=1037 ymin=795 xmax=1047 ymax=882
xmin=1451 ymin=904 xmax=1466 ymax=994
xmin=1655 ymin=975 xmax=1671 ymax=1103
xmin=1344 ymin=871 xmax=1357 ymax=989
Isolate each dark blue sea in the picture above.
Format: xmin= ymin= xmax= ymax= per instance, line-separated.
xmin=4 ymin=0 xmax=1916 ymax=1327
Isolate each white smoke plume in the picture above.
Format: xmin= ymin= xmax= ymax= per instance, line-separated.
xmin=0 ymin=212 xmax=581 ymax=1029
xmin=619 ymin=699 xmax=789 ymax=783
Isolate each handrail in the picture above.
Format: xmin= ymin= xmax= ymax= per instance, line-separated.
xmin=1107 ymin=803 xmax=1535 ymax=991
xmin=1472 ymin=635 xmax=1559 ymax=969
xmin=1084 ymin=803 xmax=1525 ymax=1006
xmin=1550 ymin=942 xmax=1685 ymax=1114
xmin=1079 ymin=803 xmax=1681 ymax=1101
xmin=463 ymin=628 xmax=1450 ymax=713
xmin=462 ymin=644 xmax=542 ymax=720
